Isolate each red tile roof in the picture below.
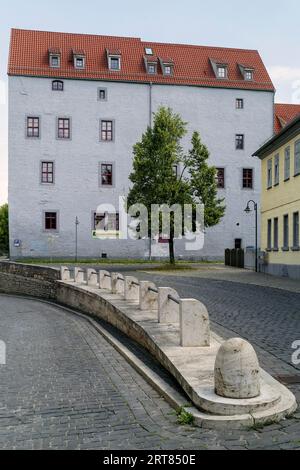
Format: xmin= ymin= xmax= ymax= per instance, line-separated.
xmin=274 ymin=103 xmax=300 ymax=134
xmin=8 ymin=29 xmax=275 ymax=91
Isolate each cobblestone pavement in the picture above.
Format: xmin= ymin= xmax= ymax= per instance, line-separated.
xmin=0 ymin=293 xmax=299 ymax=450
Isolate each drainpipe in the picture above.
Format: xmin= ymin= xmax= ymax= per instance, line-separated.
xmin=149 ymin=82 xmax=153 ymax=261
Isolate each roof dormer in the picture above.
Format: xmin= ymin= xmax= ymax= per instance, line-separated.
xmin=106 ymin=49 xmax=121 ymax=71
xmin=238 ymin=64 xmax=254 ymax=81
xmin=159 ymin=58 xmax=174 ymax=76
xmin=73 ymin=49 xmax=86 ymax=69
xmin=49 ymin=48 xmax=61 ymax=68
xmin=210 ymin=59 xmax=228 ymax=79
xmin=144 ymin=56 xmax=158 ymax=75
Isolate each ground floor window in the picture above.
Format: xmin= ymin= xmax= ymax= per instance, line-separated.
xmin=93 ymin=212 xmax=119 ymax=232
xmin=44 ymin=212 xmax=58 ymax=231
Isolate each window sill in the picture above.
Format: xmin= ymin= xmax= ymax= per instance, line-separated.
xmin=274 ymin=183 xmax=279 ymax=187
xmin=284 ymin=178 xmax=290 ymax=182
xmin=281 ymin=247 xmax=290 ymax=252
xmin=267 ymin=186 xmax=273 ymax=190
xmin=294 ymin=172 xmax=300 ymax=178
xmin=266 ymin=248 xmax=272 ymax=252
xmin=291 ymin=246 xmax=300 ymax=252
xmin=272 ymin=248 xmax=279 ymax=252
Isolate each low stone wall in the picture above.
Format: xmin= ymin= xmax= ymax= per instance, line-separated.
xmin=0 ymin=261 xmax=59 ymax=299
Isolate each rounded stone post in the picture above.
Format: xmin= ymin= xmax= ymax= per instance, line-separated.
xmin=158 ymin=287 xmax=180 ymax=324
xmin=87 ymin=269 xmax=98 ymax=287
xmin=214 ymin=338 xmax=261 ymax=399
xmin=180 ymin=299 xmax=210 ymax=347
xmin=139 ymin=281 xmax=158 ymax=311
xmin=74 ymin=267 xmax=85 ymax=284
xmin=99 ymin=270 xmax=112 ymax=290
xmin=125 ymin=277 xmax=140 ymax=301
xmin=60 ymin=266 xmax=71 ymax=282
xmin=111 ymin=273 xmax=125 ymax=295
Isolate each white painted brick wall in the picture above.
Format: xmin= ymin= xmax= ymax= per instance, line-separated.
xmin=8 ymin=76 xmax=274 ymax=259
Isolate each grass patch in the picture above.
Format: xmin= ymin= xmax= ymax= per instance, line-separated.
xmin=176 ymin=407 xmax=195 ymax=426
xmin=14 ymin=258 xmax=222 ymax=267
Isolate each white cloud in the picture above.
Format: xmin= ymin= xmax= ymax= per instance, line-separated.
xmin=268 ymin=66 xmax=300 ymax=82
xmin=268 ymin=66 xmax=300 ymax=103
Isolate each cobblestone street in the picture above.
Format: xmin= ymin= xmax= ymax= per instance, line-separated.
xmin=0 ymin=278 xmax=299 ymax=450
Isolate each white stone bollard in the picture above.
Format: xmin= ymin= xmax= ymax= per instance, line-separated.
xmin=180 ymin=299 xmax=210 ymax=347
xmin=125 ymin=277 xmax=140 ymax=301
xmin=87 ymin=269 xmax=98 ymax=287
xmin=139 ymin=281 xmax=159 ymax=311
xmin=99 ymin=270 xmax=112 ymax=290
xmin=214 ymin=338 xmax=261 ymax=399
xmin=74 ymin=267 xmax=85 ymax=284
xmin=158 ymin=287 xmax=180 ymax=324
xmin=111 ymin=273 xmax=125 ymax=295
xmin=60 ymin=266 xmax=71 ymax=282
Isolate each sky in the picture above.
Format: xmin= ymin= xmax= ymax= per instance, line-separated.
xmin=1 ymin=0 xmax=300 ymax=205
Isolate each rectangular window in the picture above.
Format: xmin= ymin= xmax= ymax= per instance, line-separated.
xmin=217 ymin=66 xmax=227 ymax=78
xmin=293 ymin=212 xmax=299 ymax=248
xmin=75 ymin=57 xmax=85 ymax=69
xmin=50 ymin=55 xmax=60 ymax=68
xmin=164 ymin=65 xmax=172 ymax=75
xmin=99 ymin=88 xmax=107 ymax=101
xmin=284 ymin=147 xmax=290 ymax=181
xmin=242 ymin=168 xmax=253 ymax=189
xmin=236 ymin=134 xmax=244 ymax=150
xmin=244 ymin=70 xmax=253 ymax=81
xmin=101 ymin=120 xmax=113 ymax=141
xmin=274 ymin=154 xmax=280 ymax=185
xmin=295 ymin=140 xmax=300 ymax=176
xmin=58 ymin=118 xmax=70 ymax=139
xmin=148 ymin=63 xmax=157 ymax=74
xmin=216 ymin=168 xmax=225 ymax=188
xmin=41 ymin=162 xmax=54 ymax=184
xmin=94 ymin=213 xmax=119 ymax=232
xmin=27 ymin=117 xmax=40 ymax=138
xmin=101 ymin=164 xmax=113 ymax=186
xmin=236 ymin=99 xmax=244 ymax=109
xmin=273 ymin=217 xmax=279 ymax=250
xmin=52 ymin=80 xmax=64 ymax=91
xmin=267 ymin=219 xmax=272 ymax=250
xmin=109 ymin=57 xmax=120 ymax=70
xmin=267 ymin=159 xmax=273 ymax=188
xmin=283 ymin=215 xmax=289 ymax=249
xmin=45 ymin=212 xmax=57 ymax=231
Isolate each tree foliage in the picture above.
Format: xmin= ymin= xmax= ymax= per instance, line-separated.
xmin=127 ymin=107 xmax=225 ymax=263
xmin=0 ymin=204 xmax=9 ymax=255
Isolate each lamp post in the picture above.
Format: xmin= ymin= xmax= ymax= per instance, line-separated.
xmin=75 ymin=217 xmax=80 ymax=262
xmin=244 ymin=200 xmax=258 ymax=273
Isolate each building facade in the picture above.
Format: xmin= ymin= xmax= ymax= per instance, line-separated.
xmin=8 ymin=29 xmax=275 ymax=260
xmin=254 ymin=115 xmax=300 ymax=279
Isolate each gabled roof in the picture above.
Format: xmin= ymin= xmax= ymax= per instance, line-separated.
xmin=8 ymin=29 xmax=275 ymax=91
xmin=274 ymin=103 xmax=300 ymax=134
xmin=254 ymin=113 xmax=300 ymax=159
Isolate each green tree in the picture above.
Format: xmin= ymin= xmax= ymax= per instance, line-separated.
xmin=0 ymin=204 xmax=9 ymax=256
xmin=127 ymin=107 xmax=225 ymax=264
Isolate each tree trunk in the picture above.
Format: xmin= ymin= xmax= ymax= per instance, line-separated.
xmin=169 ymin=236 xmax=175 ymax=265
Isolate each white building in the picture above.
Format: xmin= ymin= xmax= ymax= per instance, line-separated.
xmin=8 ymin=29 xmax=275 ymax=260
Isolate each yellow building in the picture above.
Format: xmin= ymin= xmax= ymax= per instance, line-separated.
xmin=254 ymin=114 xmax=300 ymax=279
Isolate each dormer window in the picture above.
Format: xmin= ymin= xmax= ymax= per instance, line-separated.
xmin=75 ymin=57 xmax=84 ymax=68
xmin=238 ymin=64 xmax=254 ymax=81
xmin=244 ymin=69 xmax=253 ymax=81
xmin=72 ymin=50 xmax=86 ymax=69
xmin=217 ymin=65 xmax=227 ymax=79
xmin=49 ymin=49 xmax=61 ymax=68
xmin=109 ymin=57 xmax=120 ymax=71
xmin=148 ymin=63 xmax=157 ymax=74
xmin=159 ymin=58 xmax=174 ymax=76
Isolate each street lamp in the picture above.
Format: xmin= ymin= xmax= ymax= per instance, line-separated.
xmin=244 ymin=200 xmax=258 ymax=273
xmin=75 ymin=217 xmax=80 ymax=262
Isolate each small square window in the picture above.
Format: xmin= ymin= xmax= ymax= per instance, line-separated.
xmin=236 ymin=99 xmax=244 ymax=109
xmin=75 ymin=57 xmax=85 ymax=69
xmin=99 ymin=88 xmax=107 ymax=101
xmin=236 ymin=134 xmax=244 ymax=150
xmin=164 ymin=65 xmax=172 ymax=75
xmin=52 ymin=80 xmax=64 ymax=91
xmin=45 ymin=212 xmax=57 ymax=231
xmin=145 ymin=47 xmax=153 ymax=55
